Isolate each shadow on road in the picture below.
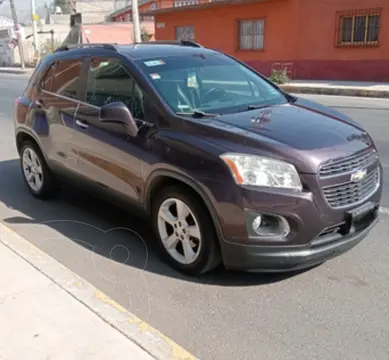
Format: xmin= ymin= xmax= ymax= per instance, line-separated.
xmin=0 ymin=158 xmax=308 ymax=286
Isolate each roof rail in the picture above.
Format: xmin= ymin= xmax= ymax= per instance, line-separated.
xmin=55 ymin=43 xmax=118 ymax=53
xmin=180 ymin=40 xmax=203 ymax=48
xmin=134 ymin=40 xmax=203 ymax=48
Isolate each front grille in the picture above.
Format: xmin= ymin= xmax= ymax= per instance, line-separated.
xmin=319 ymin=148 xmax=378 ymax=178
xmin=323 ymin=167 xmax=380 ymax=208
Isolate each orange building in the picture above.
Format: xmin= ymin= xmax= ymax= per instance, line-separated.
xmin=140 ymin=0 xmax=388 ymax=81
xmin=109 ymin=0 xmax=160 ymax=21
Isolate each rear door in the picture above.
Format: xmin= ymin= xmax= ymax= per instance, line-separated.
xmin=37 ymin=58 xmax=87 ymax=175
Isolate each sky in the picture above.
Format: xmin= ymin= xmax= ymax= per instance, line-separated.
xmin=0 ymin=0 xmax=52 ymax=23
xmin=0 ymin=1 xmax=127 ymax=23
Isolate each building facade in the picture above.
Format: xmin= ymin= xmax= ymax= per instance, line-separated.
xmin=141 ymin=0 xmax=388 ymax=81
xmin=109 ymin=0 xmax=158 ymax=21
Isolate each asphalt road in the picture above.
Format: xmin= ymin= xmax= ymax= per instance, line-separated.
xmin=1 ymin=74 xmax=389 ymax=360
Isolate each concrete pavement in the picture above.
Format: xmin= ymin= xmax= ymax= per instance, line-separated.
xmin=280 ymin=80 xmax=389 ymax=98
xmin=1 ymin=75 xmax=389 ymax=360
xmin=0 ymin=223 xmax=197 ymax=360
xmin=0 ymin=232 xmax=153 ymax=360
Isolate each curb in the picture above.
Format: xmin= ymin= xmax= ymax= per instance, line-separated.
xmin=279 ymin=85 xmax=389 ymax=99
xmin=0 ymin=68 xmax=34 ymax=75
xmin=0 ymin=222 xmax=198 ymax=360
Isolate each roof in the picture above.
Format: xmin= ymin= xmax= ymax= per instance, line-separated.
xmin=108 ymin=0 xmax=153 ymax=18
xmin=118 ymin=42 xmax=218 ymax=60
xmin=0 ymin=15 xmax=14 ymax=28
xmin=53 ymin=42 xmax=219 ymax=61
xmin=141 ymin=0 xmax=277 ymax=15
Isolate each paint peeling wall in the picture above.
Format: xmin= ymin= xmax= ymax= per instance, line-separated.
xmin=0 ymin=28 xmax=14 ymax=67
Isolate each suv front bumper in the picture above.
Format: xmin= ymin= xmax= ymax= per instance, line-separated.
xmin=221 ymin=214 xmax=379 ymax=271
xmin=204 ymin=170 xmax=382 ymax=272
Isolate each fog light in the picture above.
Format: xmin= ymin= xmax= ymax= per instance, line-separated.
xmin=252 ymin=215 xmax=262 ymax=231
xmin=251 ymin=213 xmax=290 ymax=237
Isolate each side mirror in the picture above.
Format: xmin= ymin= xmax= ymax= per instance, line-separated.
xmin=99 ymin=102 xmax=138 ymax=137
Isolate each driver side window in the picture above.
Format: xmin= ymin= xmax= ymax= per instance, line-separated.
xmin=86 ymin=58 xmax=135 ymax=108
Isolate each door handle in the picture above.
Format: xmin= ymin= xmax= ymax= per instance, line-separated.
xmin=75 ymin=119 xmax=89 ymax=129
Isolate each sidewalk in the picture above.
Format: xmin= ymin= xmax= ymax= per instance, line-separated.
xmin=279 ymin=80 xmax=389 ymax=98
xmin=0 ymin=67 xmax=34 ymax=75
xmin=0 ymin=223 xmax=197 ymax=360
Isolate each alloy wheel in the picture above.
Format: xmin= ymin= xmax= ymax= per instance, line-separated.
xmin=157 ymin=198 xmax=202 ymax=265
xmin=22 ymin=147 xmax=44 ymax=192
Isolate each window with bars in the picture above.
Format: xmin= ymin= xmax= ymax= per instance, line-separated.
xmin=174 ymin=0 xmax=199 ymax=7
xmin=238 ymin=19 xmax=264 ymax=51
xmin=336 ymin=8 xmax=381 ymax=47
xmin=175 ymin=25 xmax=195 ymax=41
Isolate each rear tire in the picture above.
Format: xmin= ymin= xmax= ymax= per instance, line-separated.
xmin=152 ymin=185 xmax=221 ymax=276
xmin=20 ymin=141 xmax=58 ymax=199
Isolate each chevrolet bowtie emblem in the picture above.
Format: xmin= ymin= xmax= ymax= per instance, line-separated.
xmin=350 ymin=168 xmax=367 ymax=182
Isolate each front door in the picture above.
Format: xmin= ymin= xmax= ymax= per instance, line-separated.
xmin=72 ymin=57 xmax=154 ymax=205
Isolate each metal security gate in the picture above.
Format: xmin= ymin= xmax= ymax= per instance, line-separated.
xmin=175 ymin=26 xmax=195 ymax=41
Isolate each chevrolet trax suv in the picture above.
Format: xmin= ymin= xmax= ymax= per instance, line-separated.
xmin=14 ymin=41 xmax=382 ymax=275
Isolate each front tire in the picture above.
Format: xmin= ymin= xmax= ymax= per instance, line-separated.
xmin=152 ymin=185 xmax=221 ymax=276
xmin=20 ymin=141 xmax=58 ymax=199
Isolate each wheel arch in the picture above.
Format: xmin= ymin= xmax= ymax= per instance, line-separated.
xmin=145 ymin=170 xmax=224 ymax=245
xmin=16 ymin=129 xmax=44 ymax=156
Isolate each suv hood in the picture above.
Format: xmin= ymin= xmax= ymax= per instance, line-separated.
xmin=183 ymin=97 xmax=373 ymax=174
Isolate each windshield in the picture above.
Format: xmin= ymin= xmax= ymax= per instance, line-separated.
xmin=135 ymin=53 xmax=287 ymax=115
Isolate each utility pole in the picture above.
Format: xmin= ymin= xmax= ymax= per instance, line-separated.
xmin=132 ymin=0 xmax=141 ymax=43
xmin=9 ymin=0 xmax=25 ymax=69
xmin=31 ymin=0 xmax=40 ymax=62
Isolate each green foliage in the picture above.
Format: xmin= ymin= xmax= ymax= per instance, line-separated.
xmin=269 ymin=69 xmax=289 ymax=84
xmin=141 ymin=27 xmax=151 ymax=42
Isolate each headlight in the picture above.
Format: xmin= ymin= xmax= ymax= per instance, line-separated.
xmin=220 ymin=153 xmax=302 ymax=191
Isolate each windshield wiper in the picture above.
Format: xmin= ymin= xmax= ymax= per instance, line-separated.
xmin=247 ymin=104 xmax=270 ymax=110
xmin=176 ymin=110 xmax=219 ymax=118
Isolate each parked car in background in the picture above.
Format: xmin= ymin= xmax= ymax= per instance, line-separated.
xmin=14 ymin=41 xmax=382 ymax=275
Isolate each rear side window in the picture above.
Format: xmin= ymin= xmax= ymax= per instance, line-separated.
xmin=47 ymin=59 xmax=83 ymax=99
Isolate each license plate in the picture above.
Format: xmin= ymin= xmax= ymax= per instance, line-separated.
xmin=346 ymin=201 xmax=379 ymax=223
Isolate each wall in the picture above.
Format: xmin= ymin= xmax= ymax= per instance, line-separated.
xmin=76 ymin=0 xmax=116 ymax=14
xmin=154 ymin=0 xmax=299 ymax=76
xmin=153 ymin=0 xmax=389 ymax=81
xmin=12 ymin=24 xmax=70 ymax=66
xmin=112 ymin=2 xmax=158 ymax=21
xmin=0 ymin=28 xmax=14 ymax=66
xmin=155 ymin=0 xmax=298 ymax=55
xmin=295 ymin=0 xmax=389 ymax=81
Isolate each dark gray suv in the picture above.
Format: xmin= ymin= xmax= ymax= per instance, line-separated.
xmin=14 ymin=41 xmax=382 ymax=275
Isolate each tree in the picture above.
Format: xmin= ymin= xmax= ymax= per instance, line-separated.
xmin=54 ymin=0 xmax=70 ymax=14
